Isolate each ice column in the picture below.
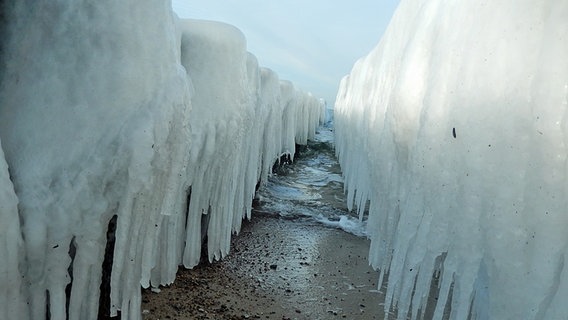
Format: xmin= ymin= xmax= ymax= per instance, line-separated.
xmin=280 ymin=81 xmax=299 ymax=159
xmin=179 ymin=19 xmax=256 ymax=266
xmin=259 ymin=68 xmax=284 ymax=183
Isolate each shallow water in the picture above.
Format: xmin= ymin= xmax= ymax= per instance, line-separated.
xmin=256 ymin=125 xmax=367 ymax=237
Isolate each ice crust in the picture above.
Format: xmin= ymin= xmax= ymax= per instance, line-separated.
xmin=0 ymin=2 xmax=323 ymax=319
xmin=335 ymin=1 xmax=568 ymax=319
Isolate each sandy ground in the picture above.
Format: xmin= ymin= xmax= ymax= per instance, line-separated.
xmin=141 ymin=211 xmax=391 ymax=320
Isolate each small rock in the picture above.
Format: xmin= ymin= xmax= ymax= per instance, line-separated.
xmin=269 ymin=264 xmax=277 ymax=270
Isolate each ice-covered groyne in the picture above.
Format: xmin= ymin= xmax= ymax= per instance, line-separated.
xmin=335 ymin=1 xmax=568 ymax=319
xmin=0 ymin=2 xmax=323 ymax=319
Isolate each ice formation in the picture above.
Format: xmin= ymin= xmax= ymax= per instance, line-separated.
xmin=0 ymin=139 xmax=22 ymax=319
xmin=0 ymin=2 xmax=323 ymax=319
xmin=335 ymin=0 xmax=568 ymax=319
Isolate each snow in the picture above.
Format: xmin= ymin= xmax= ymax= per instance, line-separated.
xmin=0 ymin=2 xmax=323 ymax=319
xmin=335 ymin=1 xmax=568 ymax=319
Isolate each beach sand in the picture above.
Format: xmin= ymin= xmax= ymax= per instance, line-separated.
xmin=141 ymin=211 xmax=389 ymax=320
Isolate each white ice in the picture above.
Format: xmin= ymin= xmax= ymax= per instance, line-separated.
xmin=335 ymin=1 xmax=568 ymax=319
xmin=0 ymin=2 xmax=323 ymax=320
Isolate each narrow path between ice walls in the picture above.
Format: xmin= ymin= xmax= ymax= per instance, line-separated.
xmin=0 ymin=2 xmax=324 ymax=320
xmin=139 ymin=124 xmax=388 ymax=319
xmin=335 ymin=1 xmax=568 ymax=319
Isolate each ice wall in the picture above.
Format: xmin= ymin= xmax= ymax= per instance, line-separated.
xmin=259 ymin=68 xmax=284 ymax=184
xmin=1 ymin=1 xmax=192 ymax=319
xmin=0 ymin=3 xmax=323 ymax=320
xmin=335 ymin=1 xmax=568 ymax=319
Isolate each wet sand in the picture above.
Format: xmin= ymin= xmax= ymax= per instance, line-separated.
xmin=141 ymin=211 xmax=388 ymax=320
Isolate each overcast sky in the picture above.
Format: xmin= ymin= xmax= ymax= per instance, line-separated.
xmin=172 ymin=0 xmax=399 ymax=105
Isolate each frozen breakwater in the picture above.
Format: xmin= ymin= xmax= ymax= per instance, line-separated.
xmin=0 ymin=2 xmax=323 ymax=319
xmin=335 ymin=0 xmax=568 ymax=319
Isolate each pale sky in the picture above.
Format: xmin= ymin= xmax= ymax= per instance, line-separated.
xmin=172 ymin=0 xmax=399 ymax=105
